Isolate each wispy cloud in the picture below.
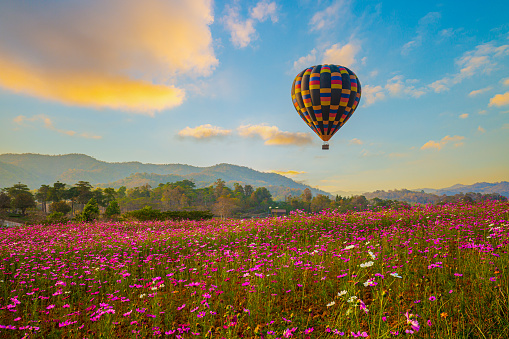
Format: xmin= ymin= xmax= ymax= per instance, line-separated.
xmin=429 ymin=42 xmax=509 ymax=93
xmin=503 ymin=78 xmax=509 ymax=86
xmin=309 ymin=0 xmax=351 ymax=32
xmin=362 ymin=85 xmax=385 ymax=106
xmin=478 ymin=126 xmax=486 ymax=133
xmin=402 ymin=12 xmax=441 ymax=55
xmin=250 ymin=1 xmax=277 ymax=22
xmin=13 ymin=114 xmax=101 ymax=139
xmin=362 ymin=75 xmax=425 ymax=106
xmin=459 ymin=113 xmax=469 ymax=119
xmin=468 ymin=87 xmax=492 ymax=97
xmin=178 ymin=124 xmax=232 ymax=139
xmin=349 ymin=138 xmax=363 ymax=145
xmin=421 ymin=135 xmax=465 ymax=150
xmin=292 ymin=40 xmax=361 ymax=72
xmin=322 ymin=42 xmax=361 ymax=68
xmin=269 ymin=170 xmax=306 ymax=176
xmin=293 ymin=50 xmax=318 ymax=72
xmin=237 ymin=124 xmax=313 ymax=146
xmin=222 ymin=1 xmax=277 ymax=48
xmin=488 ymin=91 xmax=509 ymax=107
xmin=0 ymin=0 xmax=218 ymax=114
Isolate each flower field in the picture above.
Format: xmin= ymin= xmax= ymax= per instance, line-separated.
xmin=1 ymin=202 xmax=508 ymax=338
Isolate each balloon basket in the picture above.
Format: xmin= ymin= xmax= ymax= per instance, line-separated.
xmin=322 ymin=143 xmax=329 ymax=150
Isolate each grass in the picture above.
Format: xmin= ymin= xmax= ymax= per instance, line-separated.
xmin=0 ymin=201 xmax=508 ymax=338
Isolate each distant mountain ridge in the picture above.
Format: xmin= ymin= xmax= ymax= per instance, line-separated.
xmin=417 ymin=181 xmax=509 ymax=197
xmin=0 ymin=153 xmax=330 ymax=199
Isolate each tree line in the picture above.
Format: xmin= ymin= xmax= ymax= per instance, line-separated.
xmin=1 ymin=180 xmax=506 ymax=224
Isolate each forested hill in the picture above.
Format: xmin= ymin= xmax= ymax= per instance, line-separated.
xmin=420 ymin=182 xmax=509 ymax=197
xmin=0 ymin=153 xmax=330 ymax=198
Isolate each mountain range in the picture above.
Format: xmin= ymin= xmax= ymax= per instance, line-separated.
xmin=0 ymin=153 xmax=507 ymax=200
xmin=0 ymin=153 xmax=330 ymax=199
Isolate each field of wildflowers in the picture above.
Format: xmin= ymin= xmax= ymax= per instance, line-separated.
xmin=1 ymin=201 xmax=508 ymax=338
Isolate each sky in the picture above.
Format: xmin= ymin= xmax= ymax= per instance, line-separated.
xmin=0 ymin=0 xmax=508 ymax=194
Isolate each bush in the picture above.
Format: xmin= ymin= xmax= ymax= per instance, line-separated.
xmin=76 ymin=198 xmax=100 ymax=222
xmin=122 ymin=206 xmax=213 ymax=222
xmin=50 ymin=201 xmax=72 ymax=215
xmin=46 ymin=212 xmax=67 ymax=224
xmin=105 ymin=201 xmax=121 ymax=218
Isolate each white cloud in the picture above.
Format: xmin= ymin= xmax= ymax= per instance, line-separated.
xmin=309 ymin=0 xmax=350 ymax=32
xmin=250 ymin=1 xmax=277 ymax=22
xmin=237 ymin=124 xmax=313 ymax=146
xmin=178 ymin=124 xmax=232 ymax=139
xmin=362 ymin=85 xmax=385 ymax=106
xmin=322 ymin=42 xmax=361 ymax=68
xmin=362 ymin=75 xmax=425 ymax=107
xmin=421 ymin=135 xmax=465 ymax=150
xmin=429 ymin=42 xmax=509 ymax=93
xmin=293 ymin=50 xmax=317 ymax=72
xmin=459 ymin=113 xmax=469 ymax=119
xmin=13 ymin=114 xmax=101 ymax=139
xmin=223 ymin=1 xmax=278 ymax=48
xmin=402 ymin=12 xmax=441 ymax=55
xmin=468 ymin=87 xmax=492 ymax=97
xmin=0 ymin=0 xmax=217 ymax=113
xmin=222 ymin=5 xmax=256 ymax=48
xmin=489 ymin=92 xmax=509 ymax=107
xmin=349 ymin=138 xmax=363 ymax=145
xmin=385 ymin=75 xmax=426 ymax=98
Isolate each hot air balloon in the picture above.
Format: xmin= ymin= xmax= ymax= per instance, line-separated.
xmin=291 ymin=64 xmax=361 ymax=150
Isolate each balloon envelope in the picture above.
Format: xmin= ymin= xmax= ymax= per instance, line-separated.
xmin=291 ymin=64 xmax=361 ymax=143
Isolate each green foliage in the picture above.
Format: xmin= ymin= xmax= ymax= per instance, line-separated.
xmin=11 ymin=191 xmax=36 ymax=215
xmin=46 ymin=212 xmax=67 ymax=224
xmin=77 ymin=197 xmax=100 ymax=222
xmin=0 ymin=192 xmax=11 ymax=210
xmin=50 ymin=201 xmax=72 ymax=215
xmin=105 ymin=201 xmax=121 ymax=217
xmin=122 ymin=206 xmax=213 ymax=221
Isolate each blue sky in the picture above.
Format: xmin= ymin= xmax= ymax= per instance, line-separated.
xmin=0 ymin=0 xmax=508 ymax=193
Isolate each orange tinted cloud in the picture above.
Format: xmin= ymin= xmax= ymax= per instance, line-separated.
xmin=421 ymin=135 xmax=465 ymax=150
xmin=178 ymin=124 xmax=232 ymax=139
xmin=269 ymin=170 xmax=306 ymax=176
xmin=488 ymin=92 xmax=509 ymax=107
xmin=0 ymin=0 xmax=217 ymax=113
xmin=238 ymin=124 xmax=313 ymax=146
xmin=13 ymin=114 xmax=101 ymax=139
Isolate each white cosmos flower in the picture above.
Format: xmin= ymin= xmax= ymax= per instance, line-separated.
xmin=390 ymin=272 xmax=403 ymax=279
xmin=347 ymin=296 xmax=358 ymax=303
xmin=360 ymin=261 xmax=374 ymax=268
xmin=338 ymin=290 xmax=347 ymax=297
xmin=326 ymin=301 xmax=336 ymax=307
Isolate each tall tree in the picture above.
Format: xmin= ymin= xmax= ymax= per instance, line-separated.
xmin=11 ymin=191 xmax=36 ymax=215
xmin=244 ymin=185 xmax=254 ymax=198
xmin=212 ymin=196 xmax=238 ymax=219
xmin=35 ymin=184 xmax=51 ymax=213
xmin=5 ymin=182 xmax=30 ymax=198
xmin=214 ymin=179 xmax=226 ymax=198
xmin=75 ymin=181 xmax=93 ymax=205
xmin=0 ymin=192 xmax=11 ymax=212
